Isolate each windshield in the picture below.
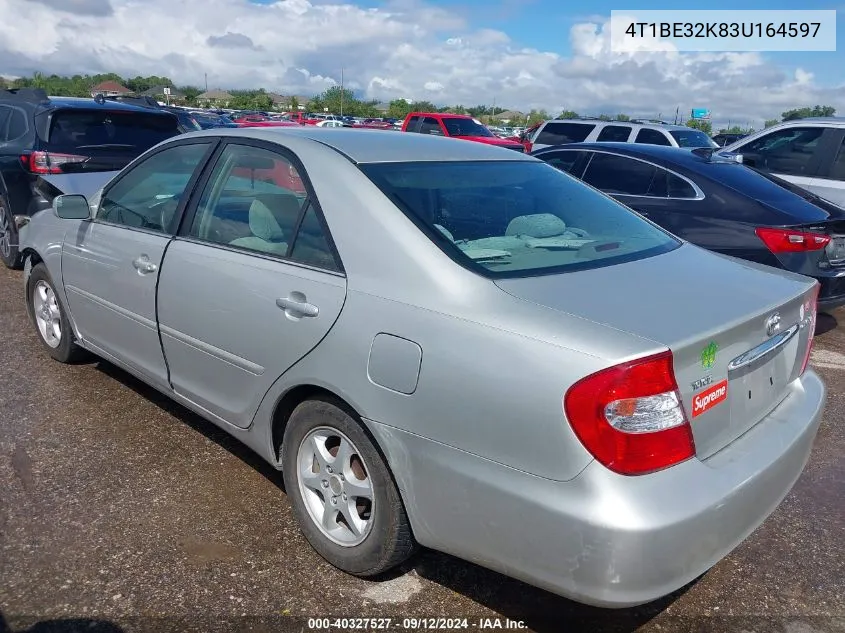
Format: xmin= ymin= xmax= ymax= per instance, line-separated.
xmin=670 ymin=129 xmax=719 ymax=148
xmin=441 ymin=117 xmax=494 ymax=137
xmin=360 ymin=161 xmax=680 ymax=278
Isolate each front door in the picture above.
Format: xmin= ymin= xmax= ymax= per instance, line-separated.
xmin=156 ymin=141 xmax=347 ymax=428
xmin=61 ymin=141 xmax=214 ymax=386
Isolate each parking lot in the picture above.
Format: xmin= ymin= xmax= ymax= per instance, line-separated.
xmin=0 ymin=259 xmax=843 ymax=633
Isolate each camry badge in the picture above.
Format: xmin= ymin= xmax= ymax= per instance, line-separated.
xmin=765 ymin=313 xmax=782 ymax=337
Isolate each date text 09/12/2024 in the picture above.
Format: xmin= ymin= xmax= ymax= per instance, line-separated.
xmin=307 ymin=618 xmax=527 ymax=630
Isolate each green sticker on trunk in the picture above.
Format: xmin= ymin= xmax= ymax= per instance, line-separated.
xmin=700 ymin=341 xmax=718 ymax=370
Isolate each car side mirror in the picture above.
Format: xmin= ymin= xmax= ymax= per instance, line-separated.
xmin=53 ymin=194 xmax=91 ymax=220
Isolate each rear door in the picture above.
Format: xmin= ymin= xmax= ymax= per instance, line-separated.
xmin=807 ymin=128 xmax=845 ymax=207
xmin=61 ymin=140 xmax=215 ymax=387
xmin=157 ymin=141 xmax=347 ymax=428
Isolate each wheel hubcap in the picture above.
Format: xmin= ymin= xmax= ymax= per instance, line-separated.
xmin=33 ymin=280 xmax=62 ymax=348
xmin=297 ymin=427 xmax=374 ymax=547
xmin=0 ymin=207 xmax=10 ymax=259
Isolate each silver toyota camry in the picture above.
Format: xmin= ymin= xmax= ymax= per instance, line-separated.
xmin=18 ymin=127 xmax=825 ymax=608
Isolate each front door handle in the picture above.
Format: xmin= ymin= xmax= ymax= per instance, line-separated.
xmin=132 ymin=255 xmax=158 ymax=274
xmin=276 ymin=293 xmax=319 ymax=318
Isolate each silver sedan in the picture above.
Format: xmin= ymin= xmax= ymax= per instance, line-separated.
xmin=18 ymin=127 xmax=825 ymax=608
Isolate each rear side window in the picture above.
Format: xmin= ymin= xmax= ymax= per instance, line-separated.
xmin=6 ymin=108 xmax=28 ymax=142
xmin=635 ymin=128 xmax=672 ymax=146
xmin=596 ymin=125 xmax=632 ymax=142
xmin=582 ymin=153 xmax=660 ymax=196
xmin=360 ymin=161 xmax=679 ymax=278
xmin=419 ymin=117 xmax=444 ymax=135
xmin=43 ymin=110 xmax=180 ymax=153
xmin=831 ymin=137 xmax=845 ymax=181
xmin=535 ymin=122 xmax=595 ymax=145
xmin=0 ymin=106 xmax=11 ymax=142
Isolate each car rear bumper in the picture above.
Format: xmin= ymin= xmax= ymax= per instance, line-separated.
xmin=816 ymin=274 xmax=845 ymax=311
xmin=371 ymin=369 xmax=825 ymax=608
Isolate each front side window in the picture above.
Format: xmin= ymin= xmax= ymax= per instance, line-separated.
xmin=736 ymin=127 xmax=825 ymax=175
xmin=596 ymin=125 xmax=632 ymax=142
xmin=98 ymin=142 xmax=210 ymax=233
xmin=441 ymin=117 xmax=493 ymax=137
xmin=535 ymin=122 xmax=595 ymax=145
xmin=634 ymin=128 xmax=671 ymax=146
xmin=360 ymin=161 xmax=679 ymax=278
xmin=419 ymin=117 xmax=444 ymax=135
xmin=669 ymin=129 xmax=718 ymax=148
xmin=538 ymin=150 xmax=582 ymax=174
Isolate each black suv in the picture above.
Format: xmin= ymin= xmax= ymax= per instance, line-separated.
xmin=0 ymin=88 xmax=181 ymax=268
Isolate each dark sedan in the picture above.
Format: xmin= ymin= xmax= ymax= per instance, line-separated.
xmin=532 ymin=142 xmax=845 ymax=310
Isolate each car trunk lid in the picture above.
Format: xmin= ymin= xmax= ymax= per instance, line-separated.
xmin=495 ymin=244 xmax=817 ymax=459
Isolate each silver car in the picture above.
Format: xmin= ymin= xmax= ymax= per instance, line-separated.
xmin=18 ymin=128 xmax=825 ymax=608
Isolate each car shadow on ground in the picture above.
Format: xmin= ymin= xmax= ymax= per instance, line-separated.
xmin=93 ymin=360 xmax=690 ymax=633
xmin=0 ymin=613 xmax=124 ymax=633
xmin=816 ymin=311 xmax=839 ymax=336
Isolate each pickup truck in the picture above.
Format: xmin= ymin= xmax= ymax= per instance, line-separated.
xmin=401 ymin=112 xmax=524 ymax=152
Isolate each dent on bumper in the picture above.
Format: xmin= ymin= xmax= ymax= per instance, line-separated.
xmin=370 ymin=370 xmax=825 ymax=608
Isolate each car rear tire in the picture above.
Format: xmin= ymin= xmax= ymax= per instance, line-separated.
xmin=27 ymin=263 xmax=86 ymax=363
xmin=0 ymin=196 xmax=23 ymax=269
xmin=282 ymin=397 xmax=417 ymax=576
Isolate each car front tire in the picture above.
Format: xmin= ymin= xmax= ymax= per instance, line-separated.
xmin=282 ymin=397 xmax=417 ymax=576
xmin=27 ymin=263 xmax=86 ymax=363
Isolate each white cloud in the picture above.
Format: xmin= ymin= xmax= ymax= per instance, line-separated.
xmin=0 ymin=0 xmax=842 ymax=127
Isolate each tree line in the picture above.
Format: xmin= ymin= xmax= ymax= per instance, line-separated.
xmin=0 ymin=73 xmax=835 ymax=132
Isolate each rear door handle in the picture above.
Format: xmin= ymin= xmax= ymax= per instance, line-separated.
xmin=276 ymin=294 xmax=319 ymax=318
xmin=132 ymin=255 xmax=158 ymax=274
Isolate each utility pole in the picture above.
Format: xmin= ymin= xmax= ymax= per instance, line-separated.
xmin=340 ymin=68 xmax=344 ymax=117
xmin=204 ymin=73 xmax=208 ymax=92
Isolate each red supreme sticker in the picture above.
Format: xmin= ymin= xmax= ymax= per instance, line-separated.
xmin=692 ymin=380 xmax=728 ymax=417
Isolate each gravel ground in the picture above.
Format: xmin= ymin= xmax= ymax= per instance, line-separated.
xmin=0 ymin=264 xmax=842 ymax=633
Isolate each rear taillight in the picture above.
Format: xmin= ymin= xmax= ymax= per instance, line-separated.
xmin=800 ymin=283 xmax=820 ymax=375
xmin=755 ymin=227 xmax=830 ymax=253
xmin=563 ymin=351 xmax=695 ymax=476
xmin=23 ymin=151 xmax=88 ymax=174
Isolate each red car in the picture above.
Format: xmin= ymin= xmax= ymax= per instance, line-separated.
xmin=401 ymin=112 xmax=524 ymax=151
xmin=283 ymin=112 xmax=322 ymax=125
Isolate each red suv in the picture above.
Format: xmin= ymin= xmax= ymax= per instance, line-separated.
xmin=401 ymin=112 xmax=524 ymax=152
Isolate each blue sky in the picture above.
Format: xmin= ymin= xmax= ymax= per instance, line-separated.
xmin=3 ymin=0 xmax=844 ymax=127
xmin=379 ymin=0 xmax=845 ymax=84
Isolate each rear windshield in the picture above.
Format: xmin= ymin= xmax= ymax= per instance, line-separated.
xmin=42 ymin=110 xmax=180 ymax=153
xmin=441 ymin=117 xmax=493 ymax=137
xmin=669 ymin=129 xmax=718 ymax=148
xmin=360 ymin=161 xmax=679 ymax=278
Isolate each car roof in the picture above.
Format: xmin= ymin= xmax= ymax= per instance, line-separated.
xmin=535 ymin=142 xmax=726 ymax=170
xmin=540 ymin=119 xmax=690 ymax=132
xmin=185 ymin=127 xmax=537 ymax=163
xmin=44 ymin=96 xmax=176 ymax=115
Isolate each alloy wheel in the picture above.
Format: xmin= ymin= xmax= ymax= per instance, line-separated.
xmin=33 ymin=280 xmax=62 ymax=348
xmin=296 ymin=426 xmax=375 ymax=547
